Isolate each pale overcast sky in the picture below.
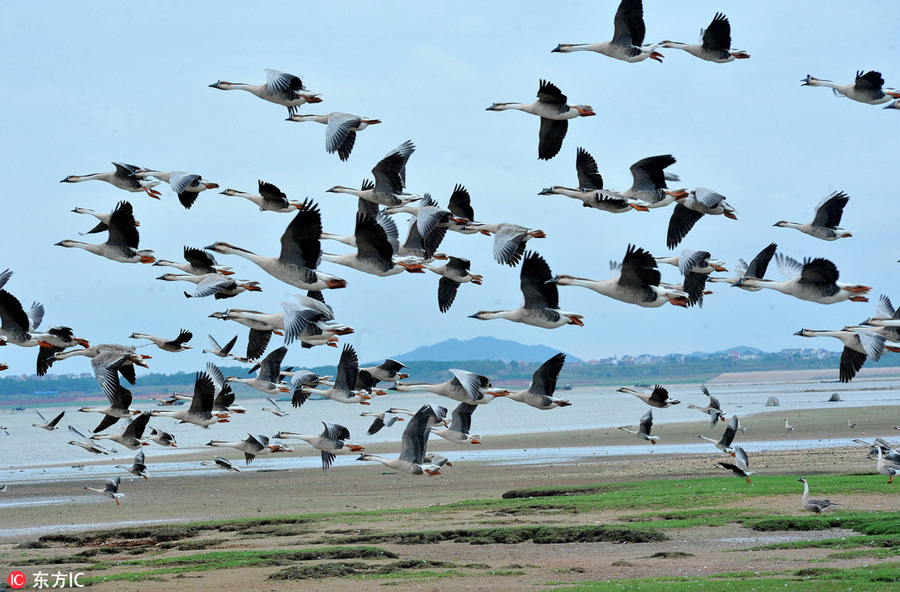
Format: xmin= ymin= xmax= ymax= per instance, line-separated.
xmin=1 ymin=1 xmax=898 ymax=376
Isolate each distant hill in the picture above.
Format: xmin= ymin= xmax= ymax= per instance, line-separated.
xmin=392 ymin=337 xmax=581 ymax=363
xmin=686 ymin=346 xmax=765 ymax=357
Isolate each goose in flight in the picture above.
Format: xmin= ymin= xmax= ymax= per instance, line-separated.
xmin=207 ymin=199 xmax=347 ymax=291
xmin=292 ymin=344 xmax=371 ymax=407
xmin=84 ymin=476 xmax=124 ymax=505
xmin=203 ymin=334 xmax=238 ymax=358
xmin=201 ymin=457 xmax=241 ymax=472
xmin=321 ymin=213 xmax=426 ymax=277
xmin=68 ymin=425 xmax=114 ymax=455
xmin=210 ymin=68 xmax=322 ymax=116
xmin=78 ymin=352 xmax=142 ymax=433
xmin=797 ymin=478 xmax=837 ymax=513
xmin=157 ymin=273 xmax=261 ymax=300
xmin=50 ymin=343 xmax=149 ymax=385
xmin=598 ymin=155 xmax=687 ymax=210
xmin=134 ymin=170 xmax=219 ymax=209
xmin=550 ymin=244 xmax=688 ymax=307
xmin=432 ymin=402 xmax=481 ymax=444
xmin=733 ymin=254 xmax=870 ymax=304
xmin=617 ymin=384 xmax=680 ymax=408
xmin=61 ymin=162 xmax=161 ymax=198
xmin=661 ymin=13 xmax=750 ymax=62
xmin=287 ymin=112 xmax=381 ymax=161
xmin=56 ymin=201 xmax=155 ymax=264
xmin=423 ymin=256 xmax=483 ymax=313
xmin=154 ymin=246 xmax=233 ymax=276
xmin=91 ymin=410 xmax=152 ymax=449
xmin=360 ymin=411 xmax=404 ymax=436
xmin=667 ymin=188 xmax=738 ymax=249
xmin=716 ymin=446 xmax=753 ymax=483
xmin=152 ymin=371 xmax=230 ymax=427
xmin=386 ymin=405 xmax=449 ymax=427
xmin=802 ymin=70 xmax=900 ymax=105
xmin=470 ymin=251 xmax=585 ymax=329
xmin=72 ymin=206 xmax=140 ymax=236
xmin=773 ymin=192 xmax=852 ymax=240
xmin=262 ymin=397 xmax=289 ymax=417
xmin=207 ymin=433 xmax=291 ymax=464
xmin=618 ymin=410 xmax=659 ymax=444
xmin=699 ymin=415 xmax=739 ymax=454
xmin=710 ymin=242 xmax=777 ymax=291
xmin=487 ymin=80 xmax=595 ymax=161
xmin=539 ymin=148 xmax=632 ymax=214
xmin=688 ymin=385 xmax=726 ymax=427
xmin=356 ymin=405 xmax=445 ymax=475
xmin=553 ymin=0 xmax=663 ymax=63
xmin=327 ymin=140 xmax=421 ymax=206
xmin=275 ymin=422 xmax=364 ymax=470
xmin=508 ymin=353 xmax=571 ymax=409
xmin=33 ymin=410 xmax=65 ymax=431
xmin=795 ymin=328 xmax=885 ymax=383
xmin=359 ymin=359 xmax=409 ymax=384
xmin=220 ymin=180 xmax=301 ymax=213
xmin=130 ymin=329 xmax=193 ymax=352
xmin=227 ymin=346 xmax=290 ymax=395
xmin=391 ymin=370 xmax=508 ymax=405
xmin=148 ymin=426 xmax=177 ymax=447
xmin=117 ymin=450 xmax=149 ymax=480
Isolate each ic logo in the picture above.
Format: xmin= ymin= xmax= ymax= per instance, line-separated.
xmin=8 ymin=571 xmax=26 ymax=589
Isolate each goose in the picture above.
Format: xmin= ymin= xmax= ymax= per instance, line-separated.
xmin=470 ymin=251 xmax=584 ymax=329
xmin=207 ymin=433 xmax=291 ymax=464
xmin=391 ymin=370 xmax=509 ymax=405
xmin=393 ymin=198 xmax=451 ymax=261
xmin=508 ymin=353 xmax=572 ymax=409
xmin=550 ymin=244 xmax=688 ymax=307
xmin=275 ymin=422 xmax=364 ymax=470
xmin=734 ymin=254 xmax=870 ymax=304
xmin=361 ymin=411 xmax=404 ymax=436
xmin=487 ymin=80 xmax=595 ymax=160
xmin=154 ymin=246 xmax=233 ymax=277
xmin=262 ymin=397 xmax=289 ymax=417
xmin=797 ymin=478 xmax=837 ymax=513
xmin=875 ymin=446 xmax=900 ymax=483
xmin=157 ymin=272 xmax=261 ymax=299
xmin=710 ymin=243 xmax=777 ymax=291
xmin=203 ymin=361 xmax=243 ymax=415
xmin=359 ymin=359 xmax=409 ymax=384
xmin=220 ymin=180 xmax=300 ymax=213
xmin=773 ymin=192 xmax=852 ymax=240
xmin=117 ymin=450 xmax=149 ymax=479
xmin=321 ymin=213 xmax=426 ymax=276
xmin=210 ymin=68 xmax=322 ymax=116
xmin=597 ymin=155 xmax=687 ymax=210
xmin=91 ymin=410 xmax=152 ymax=449
xmin=802 ymin=70 xmax=900 ymax=105
xmin=422 ymin=257 xmax=483 ymax=313
xmin=130 ymin=329 xmax=193 ymax=352
xmin=442 ymin=184 xmax=482 ymax=234
xmin=56 ymin=201 xmax=155 ymax=264
xmin=201 ymin=457 xmax=240 ymax=472
xmin=327 ymin=140 xmax=421 ymax=206
xmin=148 ymin=426 xmax=177 ymax=447
xmin=699 ymin=415 xmax=739 ymax=454
xmin=539 ymin=148 xmax=632 ymax=214
xmin=72 ymin=206 xmax=140 ymax=235
xmin=292 ymin=344 xmax=371 ymax=407
xmin=33 ymin=326 xmax=92 ymax=376
xmin=227 ymin=346 xmax=290 ymax=395
xmin=61 ymin=162 xmax=161 ymax=198
xmin=322 ymin=200 xmax=399 ymax=248
xmin=552 ymin=0 xmax=663 ymax=62
xmin=661 ymin=13 xmax=750 ymax=62
xmin=432 ymin=402 xmax=481 ymax=444
xmin=716 ymin=446 xmax=753 ymax=483
xmin=423 ymin=453 xmax=453 ymax=468
xmin=688 ymin=385 xmax=726 ymax=427
xmin=51 ymin=343 xmax=149 ymax=385
xmin=68 ymin=425 xmax=114 ymax=455
xmin=857 ymin=437 xmax=900 ymax=462
xmin=78 ymin=352 xmax=143 ymax=433
xmin=656 ymin=249 xmax=727 ymax=275
xmin=617 ymin=384 xmax=680 ymax=408
xmin=134 ymin=170 xmax=218 ymax=209
xmin=463 ymin=222 xmax=546 ymax=267
xmin=848 ymin=420 xmax=857 ymax=429
xmin=151 ymin=371 xmax=229 ymax=427
xmin=84 ymin=477 xmax=123 ymax=505
xmin=287 ymin=112 xmax=381 ymax=161
xmin=356 ymin=404 xmax=444 ymax=475
xmin=785 ymin=418 xmax=795 ymax=431
xmin=203 ymin=334 xmax=238 ymax=358
xmin=386 ymin=405 xmax=449 ymax=426
xmin=206 ymin=199 xmax=347 ymax=291
xmin=33 ymin=410 xmax=65 ymax=431
xmin=667 ymin=188 xmax=738 ymax=249
xmin=618 ymin=410 xmax=659 ymax=444
xmin=794 ymin=328 xmax=885 ymax=383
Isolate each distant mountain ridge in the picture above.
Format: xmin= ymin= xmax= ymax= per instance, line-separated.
xmin=392 ymin=337 xmax=580 ymax=363
xmin=685 ymin=346 xmax=765 ymax=357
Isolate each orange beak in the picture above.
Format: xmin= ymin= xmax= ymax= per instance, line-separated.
xmin=140 ymin=255 xmax=156 ymax=264
xmin=650 ymin=51 xmax=664 ymax=62
xmin=75 ymin=338 xmax=91 ymax=347
xmin=630 ymin=203 xmax=649 ymax=212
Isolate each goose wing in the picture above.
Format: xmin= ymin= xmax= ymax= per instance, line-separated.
xmin=701 ymin=12 xmax=732 ymax=54
xmin=612 ymin=0 xmax=645 ymax=46
xmin=449 ymin=402 xmax=476 ymax=435
xmin=530 ymin=353 xmax=565 ymax=396
xmin=629 ymin=155 xmax=675 ymax=194
xmin=247 ymin=328 xmax=273 ymax=361
xmin=372 ymin=140 xmax=415 ymax=196
xmin=811 ymin=191 xmax=848 ymax=229
xmin=333 ymin=344 xmax=359 ymax=391
xmin=536 ymin=80 xmax=569 ymax=113
xmin=399 ymin=405 xmax=433 ymax=464
xmin=617 ymin=244 xmax=660 ymax=296
xmin=189 ymin=371 xmax=216 ymax=413
xmin=325 ymin=113 xmax=362 ymax=161
xmin=438 ymin=277 xmax=460 ymax=313
xmin=575 ymin=148 xmax=603 ymax=191
xmin=638 ymin=410 xmax=653 ymax=437
xmin=265 ymin=69 xmax=306 ymax=98
xmin=258 ymin=346 xmax=288 ymax=383
xmin=746 ymin=243 xmax=777 ymax=279
xmin=447 ymin=185 xmax=475 ymax=220
xmin=183 ymin=246 xmax=218 ymax=273
xmin=448 ymin=369 xmax=484 ymax=402
xmin=258 ymin=180 xmax=290 ymax=208
xmin=720 ymin=415 xmax=739 ymax=448
xmin=648 ymin=385 xmax=670 ymax=405
xmin=354 ymin=213 xmax=394 ymax=272
xmin=106 ymin=201 xmax=140 ymax=249
xmin=667 ymin=204 xmax=705 ymax=250
xmin=0 ymin=290 xmax=30 ymax=342
xmin=168 ymin=172 xmax=201 ymax=209
xmin=520 ymin=251 xmax=558 ymax=309
xmin=493 ymin=225 xmax=528 ymax=266
xmin=279 ymin=199 xmax=323 ymax=276
xmin=538 ymin=118 xmax=568 ymax=161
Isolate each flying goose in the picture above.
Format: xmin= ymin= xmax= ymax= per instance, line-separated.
xmin=209 ymin=68 xmax=322 ymax=116
xmin=360 ymin=411 xmax=404 ymax=436
xmin=287 ymin=112 xmax=381 ymax=161
xmin=469 ymin=251 xmax=585 ymax=329
xmin=802 ymin=70 xmax=900 ymax=105
xmin=463 ymin=222 xmax=546 ymax=267
xmin=154 ymin=246 xmax=233 ymax=276
xmin=539 ymin=148 xmax=632 ymax=213
xmin=201 ymin=457 xmax=241 ymax=472
xmin=487 ymin=80 xmax=595 ymax=160
xmin=292 ymin=344 xmax=371 ymax=407
xmin=275 ymin=422 xmax=364 ymax=470
xmin=206 ymin=433 xmax=290 ymax=464
xmin=358 ymin=359 xmax=409 ymax=384
xmin=597 ymin=155 xmax=687 ymax=210
xmin=422 ymin=257 xmax=483 ymax=313
xmin=356 ymin=404 xmax=444 ymax=475
xmin=797 ymin=478 xmax=837 ymax=513
xmin=56 ymin=201 xmax=155 ymax=264
xmin=795 ymin=328 xmax=885 ymax=382
xmin=321 ymin=213 xmax=426 ymax=276
xmin=327 ymin=140 xmax=421 ymax=206
xmin=226 ymin=346 xmax=290 ymax=395
xmin=773 ymin=192 xmax=852 ymax=240
xmin=667 ymin=188 xmax=738 ymax=249
xmin=699 ymin=415 xmax=740 ymax=454
xmin=68 ymin=425 xmax=114 ymax=455
xmin=661 ymin=13 xmax=750 ymax=62
xmin=61 ymin=162 xmax=161 ymax=198
xmin=72 ymin=206 xmax=140 ymax=235
xmin=656 ymin=249 xmax=727 ymax=275
xmin=91 ymin=410 xmax=152 ymax=449
xmin=203 ymin=334 xmax=238 ymax=358
xmin=716 ymin=446 xmax=753 ymax=483
xmin=151 ymin=371 xmax=230 ymax=427
xmin=386 ymin=405 xmax=449 ymax=426
xmin=148 ymin=426 xmax=177 ymax=447
xmin=618 ymin=410 xmax=659 ymax=444
xmin=116 ymin=450 xmax=149 ymax=480
xmin=507 ymin=353 xmax=571 ymax=409
xmin=78 ymin=352 xmax=142 ymax=433
xmin=50 ymin=343 xmax=149 ymax=385
xmin=734 ymin=254 xmax=870 ymax=304
xmin=710 ymin=243 xmax=777 ymax=291
xmin=391 ymin=370 xmax=508 ymax=405
xmin=33 ymin=410 xmax=65 ymax=431
xmin=130 ymin=329 xmax=193 ymax=352
xmin=431 ymin=402 xmax=481 ymax=444
xmin=262 ymin=397 xmax=289 ymax=417
xmin=220 ymin=180 xmax=300 ymax=213
xmin=156 ymin=272 xmax=261 ymax=300
xmin=688 ymin=385 xmax=726 ymax=427
xmin=617 ymin=384 xmax=680 ymax=408
xmin=134 ymin=170 xmax=219 ymax=209
xmin=84 ymin=476 xmax=124 ymax=505
xmin=552 ymin=0 xmax=663 ymax=63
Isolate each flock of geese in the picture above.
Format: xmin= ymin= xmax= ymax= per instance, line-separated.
xmin=2 ymin=0 xmax=899 ymax=511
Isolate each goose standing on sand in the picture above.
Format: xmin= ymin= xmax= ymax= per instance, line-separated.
xmin=130 ymin=330 xmax=193 ymax=353
xmin=134 ymin=170 xmax=218 ymax=209
xmin=152 ymin=372 xmax=229 ymax=428
xmin=275 ymin=422 xmax=364 ymax=470
xmin=716 ymin=446 xmax=754 ymax=483
xmin=209 ymin=69 xmax=322 ymax=116
xmin=287 ymin=112 xmax=381 ymax=161
xmin=487 ymin=80 xmax=595 ymax=161
xmin=795 ymin=328 xmax=885 ymax=383
xmin=785 ymin=418 xmax=795 ymax=431
xmin=117 ymin=450 xmax=149 ymax=479
xmin=391 ymin=370 xmax=509 ymax=405
xmin=356 ymin=404 xmax=444 ymax=475
xmin=220 ymin=180 xmax=300 ymax=213
xmin=688 ymin=385 xmax=726 ymax=427
xmin=874 ymin=446 xmax=900 ymax=483
xmin=550 ymin=244 xmax=688 ymax=307
xmin=598 ymin=155 xmax=687 ymax=210
xmin=33 ymin=410 xmax=65 ymax=431
xmin=361 ymin=411 xmax=404 ymax=436
xmin=508 ymin=353 xmax=571 ymax=409
xmin=773 ymin=192 xmax=852 ymax=240
xmin=207 ymin=199 xmax=347 ymax=292
xmin=56 ymin=201 xmax=155 ymax=264
xmin=84 ymin=477 xmax=124 ymax=505
xmin=154 ymin=246 xmax=233 ymax=277
xmin=206 ymin=433 xmax=290 ymax=464
xmin=617 ymin=384 xmax=680 ymax=408
xmin=432 ymin=402 xmax=481 ymax=444
xmin=61 ymin=162 xmax=161 ymax=198
xmin=802 ymin=71 xmax=900 ymax=105
xmin=539 ymin=148 xmax=632 ymax=214
xmin=292 ymin=344 xmax=371 ymax=407
xmin=797 ymin=478 xmax=837 ymax=513
xmin=552 ymin=0 xmax=663 ymax=63
xmin=667 ymin=188 xmax=738 ymax=249
xmin=227 ymin=346 xmax=289 ymax=395
xmin=699 ymin=415 xmax=739 ymax=454
xmin=618 ymin=410 xmax=659 ymax=444
xmin=734 ymin=254 xmax=871 ymax=304
xmin=470 ymin=251 xmax=585 ymax=329
xmin=91 ymin=410 xmax=151 ymax=449
xmin=661 ymin=13 xmax=750 ymax=62
xmin=423 ymin=256 xmax=483 ymax=313
xmin=327 ymin=140 xmax=420 ymax=207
